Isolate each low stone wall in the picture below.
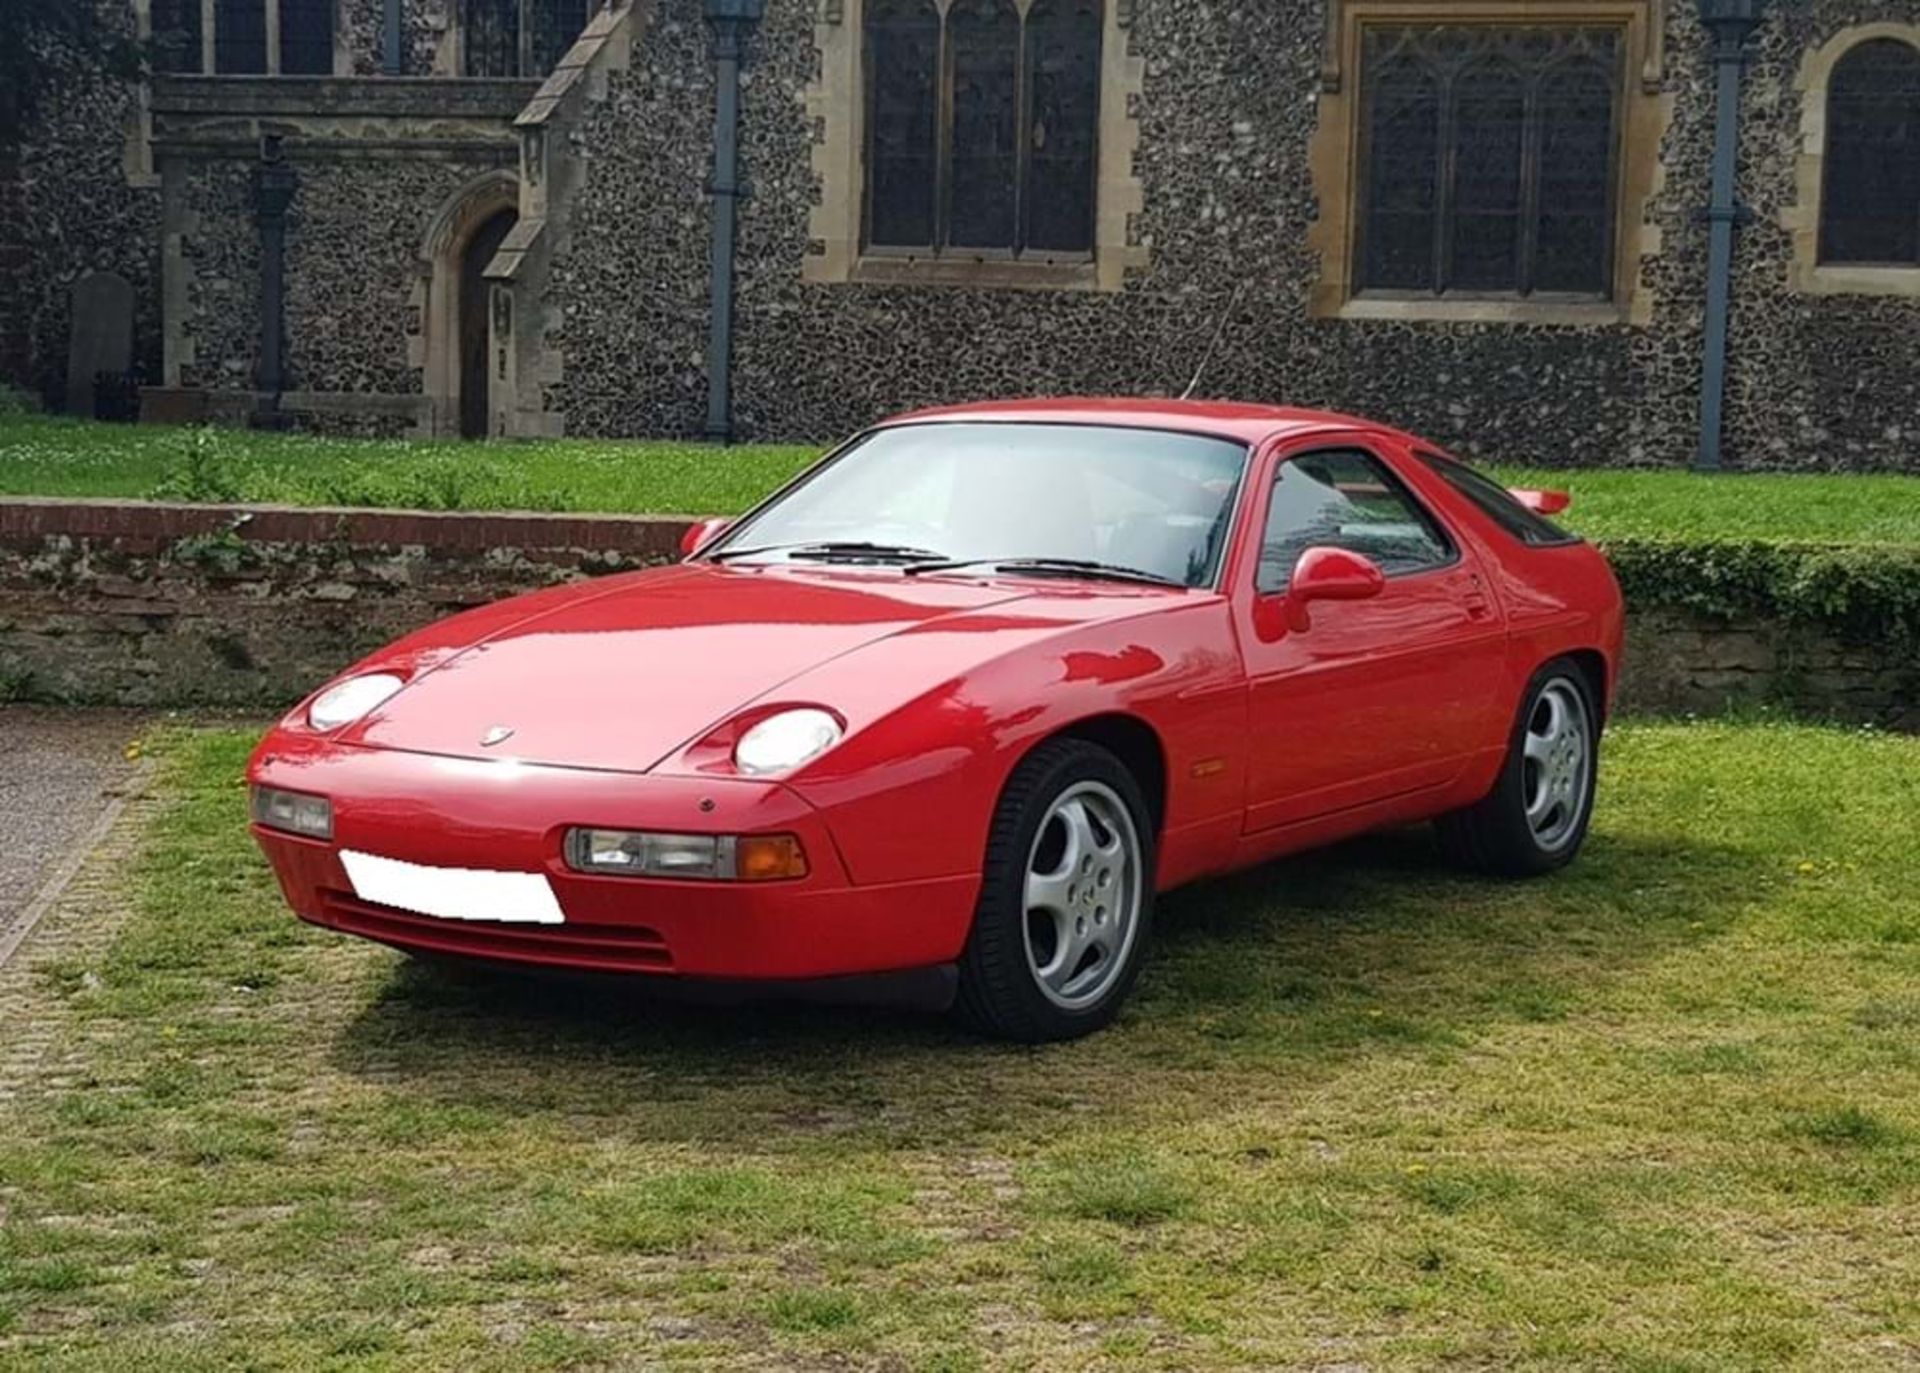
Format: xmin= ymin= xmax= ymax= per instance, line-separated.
xmin=0 ymin=498 xmax=685 ymax=706
xmin=1619 ymin=608 xmax=1916 ymax=731
xmin=0 ymin=498 xmax=1912 ymax=728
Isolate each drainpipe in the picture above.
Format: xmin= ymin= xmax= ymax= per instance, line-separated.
xmin=250 ymin=134 xmax=298 ymax=431
xmin=703 ymin=0 xmax=764 ymax=445
xmin=1693 ymin=0 xmax=1769 ymax=472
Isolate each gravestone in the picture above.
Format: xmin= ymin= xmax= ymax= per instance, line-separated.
xmin=64 ymin=271 xmax=134 ymax=417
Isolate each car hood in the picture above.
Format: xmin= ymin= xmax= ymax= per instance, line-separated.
xmin=344 ymin=563 xmax=1054 ymax=773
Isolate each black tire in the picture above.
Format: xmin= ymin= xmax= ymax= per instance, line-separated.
xmin=955 ymin=739 xmax=1157 ymax=1043
xmin=1436 ymin=658 xmax=1601 ymax=877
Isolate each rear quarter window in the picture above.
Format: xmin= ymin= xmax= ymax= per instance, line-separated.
xmin=1418 ymin=453 xmax=1580 ymax=548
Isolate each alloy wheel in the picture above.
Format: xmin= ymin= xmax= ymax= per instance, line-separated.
xmin=1521 ymin=679 xmax=1592 ymax=853
xmin=1021 ymin=781 xmax=1144 ymax=1010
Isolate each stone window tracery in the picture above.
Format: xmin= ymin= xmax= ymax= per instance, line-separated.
xmin=1819 ymin=38 xmax=1920 ymax=267
xmin=1784 ymin=24 xmax=1920 ymax=298
xmin=864 ymin=0 xmax=1102 ymax=260
xmin=151 ymin=0 xmax=337 ymax=75
xmin=810 ymin=0 xmax=1144 ymax=291
xmin=462 ymin=0 xmax=593 ymax=78
xmin=1307 ymin=0 xmax=1669 ymax=326
xmin=1356 ymin=26 xmax=1621 ymax=300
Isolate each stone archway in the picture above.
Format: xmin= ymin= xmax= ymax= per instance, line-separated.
xmin=414 ymin=171 xmax=521 ymax=438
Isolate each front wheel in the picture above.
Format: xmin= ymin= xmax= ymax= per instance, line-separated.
xmin=1437 ymin=659 xmax=1600 ymax=877
xmin=955 ymin=740 xmax=1156 ymax=1043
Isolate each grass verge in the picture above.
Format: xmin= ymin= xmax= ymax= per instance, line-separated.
xmin=0 ymin=720 xmax=1915 ymax=1368
xmin=3 ymin=416 xmax=1918 ymax=545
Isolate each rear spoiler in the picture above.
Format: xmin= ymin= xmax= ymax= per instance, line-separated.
xmin=1509 ymin=487 xmax=1572 ymax=517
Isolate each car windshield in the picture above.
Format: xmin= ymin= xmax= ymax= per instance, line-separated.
xmin=712 ymin=423 xmax=1250 ymax=589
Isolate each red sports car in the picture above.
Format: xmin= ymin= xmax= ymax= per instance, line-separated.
xmin=248 ymin=400 xmax=1623 ymax=1041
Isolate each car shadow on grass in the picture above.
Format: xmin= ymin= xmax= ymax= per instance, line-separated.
xmin=324 ymin=819 xmax=1760 ymax=1145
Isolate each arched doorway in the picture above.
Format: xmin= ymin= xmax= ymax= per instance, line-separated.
xmin=414 ymin=170 xmax=519 ymax=439
xmin=458 ymin=209 xmax=517 ymax=439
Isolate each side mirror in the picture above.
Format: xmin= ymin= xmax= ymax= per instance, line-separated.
xmin=1259 ymin=546 xmax=1385 ymax=638
xmin=1509 ymin=487 xmax=1572 ymax=517
xmin=680 ymin=516 xmax=731 ymax=559
xmin=1293 ymin=546 xmax=1387 ymax=604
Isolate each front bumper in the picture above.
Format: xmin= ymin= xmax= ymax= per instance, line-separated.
xmin=249 ymin=740 xmax=980 ymax=980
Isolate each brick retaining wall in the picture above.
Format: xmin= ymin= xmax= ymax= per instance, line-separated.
xmin=0 ymin=498 xmax=1911 ymax=728
xmin=0 ymin=498 xmax=686 ymax=706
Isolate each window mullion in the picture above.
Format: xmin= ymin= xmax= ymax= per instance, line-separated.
xmin=935 ymin=8 xmax=955 ymax=252
xmin=1517 ymin=73 xmax=1544 ymax=297
xmin=1014 ymin=11 xmax=1032 ymax=256
xmin=202 ymin=0 xmax=216 ymax=71
xmin=1434 ymin=65 xmax=1458 ymax=296
xmin=519 ymin=0 xmax=534 ymax=76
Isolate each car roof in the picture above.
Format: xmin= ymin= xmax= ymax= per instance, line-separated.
xmin=878 ymin=397 xmax=1416 ymax=447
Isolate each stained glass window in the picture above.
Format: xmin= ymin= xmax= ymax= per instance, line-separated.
xmin=1356 ymin=26 xmax=1622 ymax=298
xmin=279 ymin=0 xmax=335 ymax=75
xmin=1821 ymin=39 xmax=1920 ymax=266
xmin=867 ymin=0 xmax=942 ymax=249
xmin=464 ymin=0 xmax=520 ymax=76
xmin=865 ymin=0 xmax=1103 ymax=257
xmin=215 ymin=0 xmax=269 ymax=74
xmin=465 ymin=0 xmax=592 ymax=76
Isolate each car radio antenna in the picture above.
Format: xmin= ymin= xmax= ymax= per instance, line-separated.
xmin=1180 ymin=282 xmax=1247 ymax=401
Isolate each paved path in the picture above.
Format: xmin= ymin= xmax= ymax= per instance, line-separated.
xmin=0 ymin=708 xmax=147 ymax=966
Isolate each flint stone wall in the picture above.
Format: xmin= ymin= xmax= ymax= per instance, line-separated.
xmin=0 ymin=498 xmax=1911 ymax=729
xmin=542 ymin=0 xmax=1920 ymax=471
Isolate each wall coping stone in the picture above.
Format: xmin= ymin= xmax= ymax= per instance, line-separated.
xmin=0 ymin=497 xmax=694 ymax=558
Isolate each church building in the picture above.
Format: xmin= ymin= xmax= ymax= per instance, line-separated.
xmin=3 ymin=0 xmax=1917 ymax=470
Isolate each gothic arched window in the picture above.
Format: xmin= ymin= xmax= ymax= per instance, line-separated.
xmin=1820 ymin=38 xmax=1920 ymax=266
xmin=1355 ymin=26 xmax=1622 ymax=298
xmin=864 ymin=0 xmax=1103 ymax=258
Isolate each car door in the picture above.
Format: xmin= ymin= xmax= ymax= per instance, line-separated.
xmin=1238 ymin=436 xmax=1508 ymax=833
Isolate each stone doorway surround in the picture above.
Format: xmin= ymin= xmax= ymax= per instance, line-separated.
xmin=412 ymin=169 xmax=522 ymax=438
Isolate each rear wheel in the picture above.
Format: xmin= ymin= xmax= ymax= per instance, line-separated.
xmin=955 ymin=740 xmax=1155 ymax=1043
xmin=1437 ymin=659 xmax=1599 ymax=876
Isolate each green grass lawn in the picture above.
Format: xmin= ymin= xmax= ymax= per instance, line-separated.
xmin=3 ymin=415 xmax=1917 ymax=544
xmin=0 ymin=719 xmax=1915 ymax=1369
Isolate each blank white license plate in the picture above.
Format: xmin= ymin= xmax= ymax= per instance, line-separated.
xmin=340 ymin=849 xmax=565 ymax=925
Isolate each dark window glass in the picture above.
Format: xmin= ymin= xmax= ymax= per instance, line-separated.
xmin=867 ymin=0 xmax=942 ymax=249
xmin=864 ymin=0 xmax=1101 ymax=257
xmin=215 ymin=0 xmax=269 ymax=74
xmin=280 ymin=0 xmax=334 ymax=74
xmin=1821 ymin=39 xmax=1920 ymax=266
xmin=948 ymin=0 xmax=1021 ymax=249
xmin=464 ymin=0 xmax=519 ymax=76
xmin=152 ymin=0 xmax=203 ymax=73
xmin=1416 ymin=452 xmax=1577 ymax=546
xmin=1024 ymin=0 xmax=1102 ymax=253
xmin=1357 ymin=25 xmax=1621 ymax=299
xmin=1362 ymin=53 xmax=1442 ymax=290
xmin=1259 ymin=450 xmax=1453 ymax=593
xmin=532 ymin=0 xmax=590 ymax=73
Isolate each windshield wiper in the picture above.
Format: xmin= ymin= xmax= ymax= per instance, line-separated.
xmin=903 ymin=557 xmax=1186 ymax=588
xmin=710 ymin=541 xmax=950 ymax=565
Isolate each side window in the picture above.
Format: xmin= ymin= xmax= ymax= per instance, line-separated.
xmin=1258 ymin=449 xmax=1453 ymax=593
xmin=1416 ymin=452 xmax=1577 ymax=546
